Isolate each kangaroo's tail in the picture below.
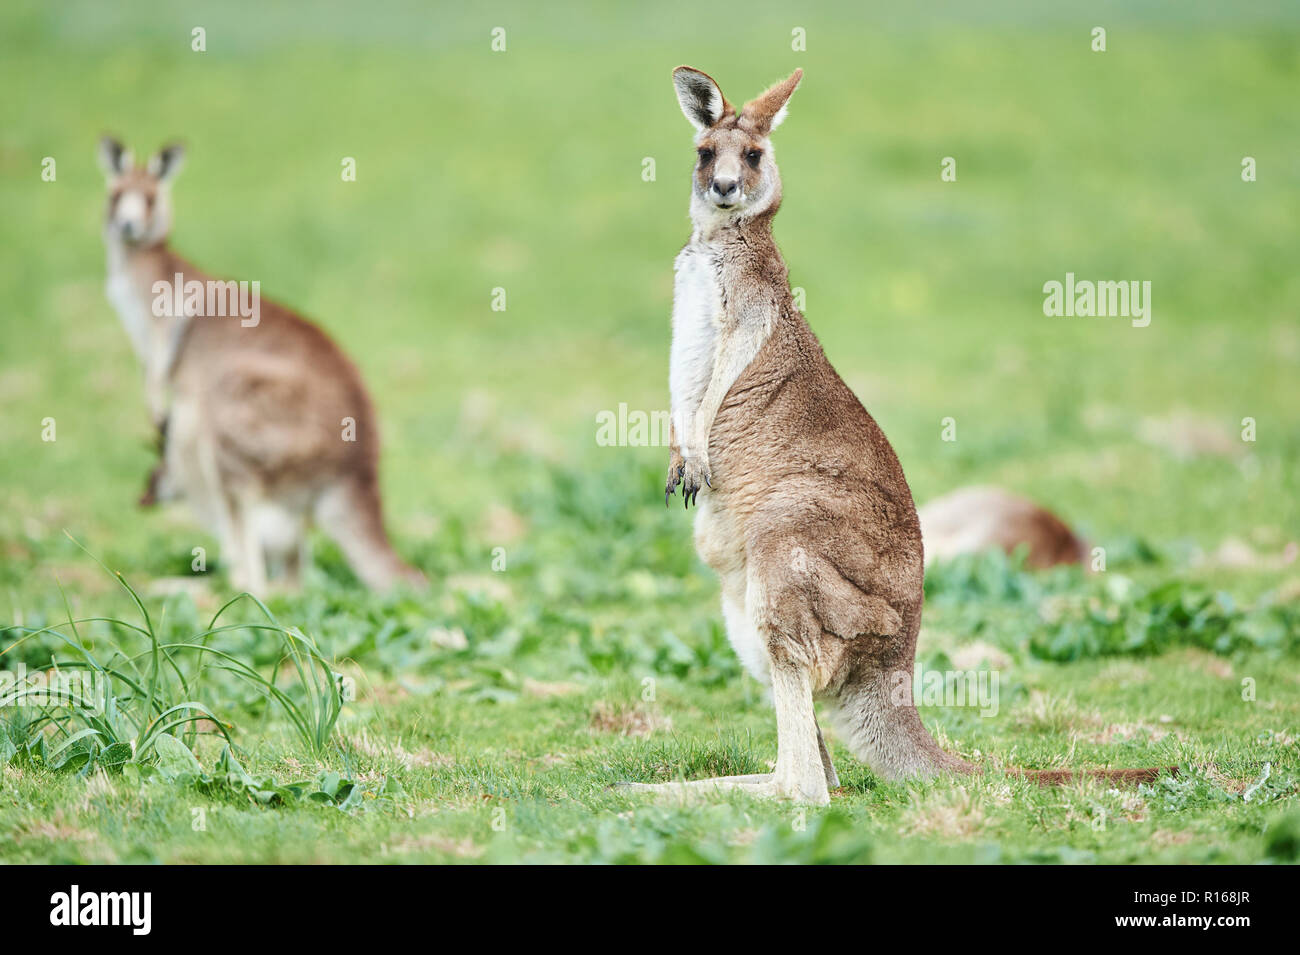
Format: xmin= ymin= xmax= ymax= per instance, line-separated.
xmin=829 ymin=670 xmax=1174 ymax=787
xmin=315 ymin=474 xmax=425 ymax=591
xmin=1009 ymin=766 xmax=1175 ymax=786
xmin=828 ymin=669 xmax=976 ymax=779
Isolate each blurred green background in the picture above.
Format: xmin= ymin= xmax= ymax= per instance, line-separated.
xmin=0 ymin=1 xmax=1298 ymax=863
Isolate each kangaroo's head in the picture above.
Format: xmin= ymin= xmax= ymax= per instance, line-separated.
xmin=98 ymin=137 xmax=185 ymax=247
xmin=672 ymin=66 xmax=801 ymax=228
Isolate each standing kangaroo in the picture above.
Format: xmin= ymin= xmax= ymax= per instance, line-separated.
xmin=631 ymin=68 xmax=1170 ymax=804
xmin=99 ymin=138 xmax=424 ymax=594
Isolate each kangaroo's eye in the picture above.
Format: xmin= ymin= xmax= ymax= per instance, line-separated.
xmin=697 ymin=148 xmax=714 ymax=164
xmin=745 ymin=149 xmax=762 ymax=168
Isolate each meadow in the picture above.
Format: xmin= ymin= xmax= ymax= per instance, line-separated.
xmin=0 ymin=0 xmax=1297 ymax=863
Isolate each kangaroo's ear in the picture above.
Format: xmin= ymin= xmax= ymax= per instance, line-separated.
xmin=148 ymin=142 xmax=186 ymax=184
xmin=673 ymin=66 xmax=731 ymax=131
xmin=744 ymin=68 xmax=802 ymax=135
xmin=98 ymin=136 xmax=131 ymax=179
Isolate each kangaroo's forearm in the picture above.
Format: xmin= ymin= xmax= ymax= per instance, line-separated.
xmin=687 ymin=314 xmax=772 ymax=461
xmin=669 ymin=365 xmax=710 ymax=459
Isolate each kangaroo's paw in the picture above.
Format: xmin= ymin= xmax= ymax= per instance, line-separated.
xmin=665 ymin=448 xmax=685 ymax=505
xmin=680 ymin=456 xmax=712 ymax=508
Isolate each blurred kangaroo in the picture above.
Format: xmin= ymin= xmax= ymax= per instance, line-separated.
xmin=629 ymin=68 xmax=1171 ymax=804
xmin=98 ymin=137 xmax=424 ymax=594
xmin=919 ymin=486 xmax=1087 ymax=570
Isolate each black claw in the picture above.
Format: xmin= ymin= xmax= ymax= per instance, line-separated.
xmin=665 ymin=463 xmax=686 ymax=507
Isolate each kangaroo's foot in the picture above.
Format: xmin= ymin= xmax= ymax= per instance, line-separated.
xmin=617 ymin=717 xmax=833 ymax=808
xmin=617 ymin=773 xmax=788 ymax=803
xmin=619 ymin=768 xmax=830 ymax=805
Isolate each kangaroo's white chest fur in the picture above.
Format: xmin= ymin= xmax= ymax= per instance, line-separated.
xmin=105 ymin=252 xmax=152 ymax=364
xmin=669 ymin=241 xmax=724 ymax=459
xmin=671 ymin=239 xmax=765 ymax=678
xmin=105 ymin=244 xmax=195 ymax=423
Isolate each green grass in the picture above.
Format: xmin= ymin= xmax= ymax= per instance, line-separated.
xmin=1 ymin=0 xmax=1298 ymax=863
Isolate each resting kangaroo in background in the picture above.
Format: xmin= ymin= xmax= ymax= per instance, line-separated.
xmin=629 ymin=68 xmax=1173 ymax=804
xmin=99 ymin=138 xmax=424 ymax=594
xmin=918 ymin=486 xmax=1088 ymax=570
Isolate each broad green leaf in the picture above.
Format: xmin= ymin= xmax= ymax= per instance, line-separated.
xmin=153 ymin=733 xmax=203 ymax=781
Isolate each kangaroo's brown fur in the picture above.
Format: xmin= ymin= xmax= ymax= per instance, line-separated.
xmin=99 ymin=138 xmax=423 ymax=594
xmin=919 ymin=486 xmax=1088 ymax=570
xmin=630 ymin=69 xmax=1174 ymax=804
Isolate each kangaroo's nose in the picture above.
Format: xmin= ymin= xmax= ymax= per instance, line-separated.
xmin=712 ymin=177 xmax=738 ymax=199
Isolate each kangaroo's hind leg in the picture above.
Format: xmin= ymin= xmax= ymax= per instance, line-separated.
xmin=764 ymin=652 xmax=831 ymax=804
xmin=618 ymin=551 xmax=831 ymax=805
xmin=817 ymin=720 xmax=840 ymax=790
xmin=252 ymin=498 xmax=308 ymax=592
xmin=623 ymin=625 xmax=828 ymax=804
xmin=225 ymin=490 xmax=268 ymax=596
